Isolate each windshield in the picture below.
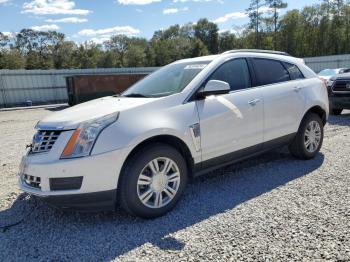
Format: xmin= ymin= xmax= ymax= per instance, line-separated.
xmin=122 ymin=61 xmax=209 ymax=98
xmin=318 ymin=69 xmax=339 ymax=76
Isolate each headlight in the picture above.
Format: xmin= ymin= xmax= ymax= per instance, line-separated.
xmin=327 ymin=80 xmax=334 ymax=87
xmin=61 ymin=112 xmax=119 ymax=159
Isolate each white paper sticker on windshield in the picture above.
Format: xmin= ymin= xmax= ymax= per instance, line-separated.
xmin=184 ymin=64 xmax=207 ymax=70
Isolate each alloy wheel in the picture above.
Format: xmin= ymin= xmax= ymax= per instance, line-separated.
xmin=136 ymin=157 xmax=181 ymax=208
xmin=304 ymin=120 xmax=321 ymax=153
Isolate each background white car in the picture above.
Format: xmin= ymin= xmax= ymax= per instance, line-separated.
xmin=19 ymin=50 xmax=329 ymax=218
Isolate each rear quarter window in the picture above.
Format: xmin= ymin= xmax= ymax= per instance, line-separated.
xmin=253 ymin=58 xmax=290 ymax=86
xmin=284 ymin=62 xmax=305 ymax=80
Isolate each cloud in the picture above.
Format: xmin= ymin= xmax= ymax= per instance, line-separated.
xmin=117 ymin=0 xmax=161 ymax=5
xmin=45 ymin=17 xmax=88 ymax=23
xmin=1 ymin=32 xmax=17 ymax=39
xmin=219 ymin=26 xmax=245 ymax=35
xmin=77 ymin=26 xmax=140 ymax=37
xmin=0 ymin=0 xmax=9 ymax=4
xmin=22 ymin=0 xmax=91 ymax=16
xmin=218 ymin=29 xmax=229 ymax=34
xmin=163 ymin=8 xmax=178 ymax=14
xmin=163 ymin=7 xmax=188 ymax=14
xmin=31 ymin=24 xmax=60 ymax=31
xmin=89 ymin=37 xmax=110 ymax=44
xmin=213 ymin=12 xmax=247 ymax=24
xmin=218 ymin=29 xmax=237 ymax=34
xmin=257 ymin=6 xmax=275 ymax=14
xmin=213 ymin=7 xmax=274 ymax=25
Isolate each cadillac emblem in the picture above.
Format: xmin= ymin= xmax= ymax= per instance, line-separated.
xmin=346 ymin=82 xmax=350 ymax=89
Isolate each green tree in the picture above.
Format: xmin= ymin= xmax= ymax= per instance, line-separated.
xmin=144 ymin=45 xmax=156 ymax=67
xmin=265 ymin=0 xmax=288 ymax=50
xmin=246 ymin=0 xmax=267 ymax=49
xmin=97 ymin=51 xmax=117 ymax=68
xmin=149 ymin=24 xmax=196 ymax=65
xmin=218 ymin=32 xmax=237 ymax=52
xmin=104 ymin=35 xmax=131 ymax=67
xmin=150 ymin=37 xmax=192 ymax=66
xmin=1 ymin=1 xmax=350 ymax=70
xmin=14 ymin=29 xmax=67 ymax=69
xmin=194 ymin=18 xmax=219 ymax=54
xmin=190 ymin=38 xmax=209 ymax=57
xmin=0 ymin=32 xmax=9 ymax=51
xmin=25 ymin=51 xmax=39 ymax=69
xmin=0 ymin=50 xmax=25 ymax=69
xmin=278 ymin=10 xmax=302 ymax=56
xmin=52 ymin=40 xmax=77 ymax=69
xmin=124 ymin=44 xmax=147 ymax=67
xmin=342 ymin=4 xmax=350 ymax=53
xmin=71 ymin=43 xmax=103 ymax=69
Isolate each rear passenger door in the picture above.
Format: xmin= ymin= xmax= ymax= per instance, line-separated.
xmin=251 ymin=58 xmax=306 ymax=142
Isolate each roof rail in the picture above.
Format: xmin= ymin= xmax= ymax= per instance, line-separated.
xmin=222 ymin=49 xmax=291 ymax=56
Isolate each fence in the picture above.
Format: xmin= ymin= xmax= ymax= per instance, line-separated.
xmin=0 ymin=68 xmax=158 ymax=108
xmin=304 ymin=54 xmax=350 ymax=73
xmin=1 ymin=54 xmax=350 ymax=108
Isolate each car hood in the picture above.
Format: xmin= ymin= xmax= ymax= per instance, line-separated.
xmin=331 ymin=72 xmax=350 ymax=80
xmin=37 ymin=96 xmax=158 ymax=130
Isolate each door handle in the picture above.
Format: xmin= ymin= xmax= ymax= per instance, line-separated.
xmin=248 ymin=98 xmax=261 ymax=106
xmin=294 ymin=86 xmax=303 ymax=92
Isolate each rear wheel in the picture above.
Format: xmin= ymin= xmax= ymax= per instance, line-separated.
xmin=118 ymin=143 xmax=188 ymax=218
xmin=289 ymin=113 xmax=324 ymax=160
xmin=331 ymin=108 xmax=343 ymax=115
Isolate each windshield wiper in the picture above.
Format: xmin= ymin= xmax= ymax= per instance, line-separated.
xmin=122 ymin=93 xmax=148 ymax=98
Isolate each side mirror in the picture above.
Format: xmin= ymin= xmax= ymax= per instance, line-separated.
xmin=197 ymin=80 xmax=230 ymax=99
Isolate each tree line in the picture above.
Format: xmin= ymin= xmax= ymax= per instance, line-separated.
xmin=0 ymin=0 xmax=349 ymax=70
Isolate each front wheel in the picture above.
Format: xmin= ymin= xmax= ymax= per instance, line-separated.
xmin=289 ymin=113 xmax=324 ymax=160
xmin=118 ymin=143 xmax=188 ymax=218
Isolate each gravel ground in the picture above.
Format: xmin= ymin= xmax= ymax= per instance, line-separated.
xmin=0 ymin=107 xmax=349 ymax=261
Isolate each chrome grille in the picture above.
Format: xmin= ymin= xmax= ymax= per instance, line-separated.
xmin=23 ymin=174 xmax=41 ymax=189
xmin=332 ymin=79 xmax=350 ymax=93
xmin=30 ymin=130 xmax=61 ymax=154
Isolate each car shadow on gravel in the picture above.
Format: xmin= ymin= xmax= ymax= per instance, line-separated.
xmin=0 ymin=149 xmax=324 ymax=261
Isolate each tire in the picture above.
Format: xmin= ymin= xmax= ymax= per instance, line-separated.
xmin=289 ymin=113 xmax=324 ymax=160
xmin=331 ymin=108 xmax=343 ymax=115
xmin=118 ymin=143 xmax=188 ymax=218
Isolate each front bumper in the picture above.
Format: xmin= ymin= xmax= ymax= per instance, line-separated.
xmin=36 ymin=190 xmax=117 ymax=211
xmin=329 ymin=95 xmax=350 ymax=109
xmin=18 ymin=147 xmax=131 ymax=211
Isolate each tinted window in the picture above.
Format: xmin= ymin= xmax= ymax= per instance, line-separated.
xmin=284 ymin=62 xmax=304 ymax=80
xmin=253 ymin=58 xmax=290 ymax=85
xmin=122 ymin=61 xmax=209 ymax=98
xmin=208 ymin=58 xmax=251 ymax=91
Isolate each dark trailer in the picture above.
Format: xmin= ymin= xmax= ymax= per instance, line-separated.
xmin=66 ymin=69 xmax=157 ymax=106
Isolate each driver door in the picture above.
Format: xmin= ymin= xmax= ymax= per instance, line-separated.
xmin=196 ymin=58 xmax=264 ymax=164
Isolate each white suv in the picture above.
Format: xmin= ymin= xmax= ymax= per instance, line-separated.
xmin=19 ymin=50 xmax=329 ymax=218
